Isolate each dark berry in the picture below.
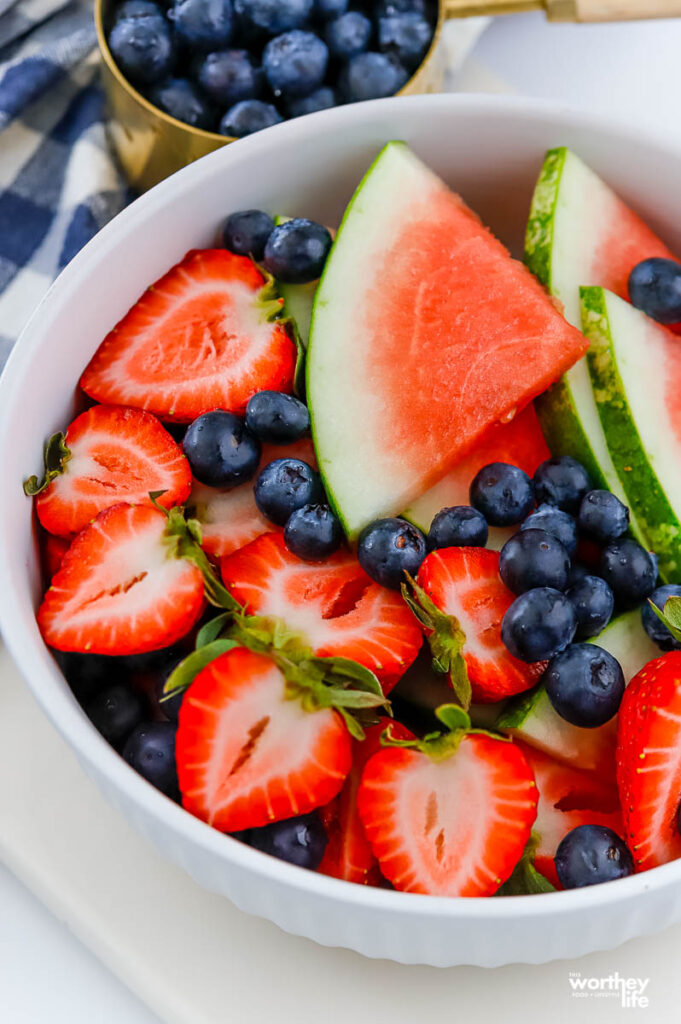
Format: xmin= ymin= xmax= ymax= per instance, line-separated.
xmin=469 ymin=462 xmax=535 ymax=527
xmin=108 ymin=12 xmax=174 ymax=85
xmin=521 ymin=503 xmax=577 ymax=556
xmin=426 ymin=505 xmax=488 ymax=551
xmin=533 ymin=456 xmax=592 ymax=514
xmin=168 ymin=0 xmax=234 ymax=50
xmin=196 ymin=49 xmax=261 ymax=107
xmin=600 ymin=538 xmax=657 ymax=608
xmin=499 ymin=529 xmax=570 ymax=595
xmin=338 ymin=51 xmax=407 ymax=101
xmin=149 ymin=77 xmax=215 ymax=129
xmin=263 ymin=218 xmax=332 ymax=284
xmin=115 ymin=1 xmax=165 ymax=20
xmin=566 ymin=561 xmax=591 ymax=587
xmin=641 ymin=584 xmax=681 ymax=651
xmin=555 ymin=824 xmax=634 ymax=889
xmin=325 ymin=12 xmax=372 ymax=59
xmin=377 ymin=12 xmax=432 ymax=71
xmin=85 ymin=684 xmax=144 ymax=748
xmin=254 ymin=457 xmax=323 ymax=525
xmin=566 ymin=575 xmax=615 ymax=639
xmin=156 ymin=679 xmax=185 ymax=721
xmin=262 ymin=31 xmax=328 ymax=99
xmin=245 ymin=812 xmax=327 ymax=869
xmin=284 ymin=503 xmax=342 ymax=560
xmin=357 ymin=517 xmax=426 ymax=590
xmin=122 ymin=722 xmax=179 ymax=797
xmin=501 ymin=587 xmax=577 ymax=663
xmin=56 ymin=651 xmax=125 ymax=705
xmin=183 ymin=411 xmax=260 ymax=488
xmin=377 ymin=0 xmax=427 ymax=14
xmin=544 ymin=643 xmax=624 ymax=727
xmin=221 ymin=209 xmax=274 ymax=260
xmin=245 ymin=390 xmax=310 ymax=443
xmin=314 ymin=0 xmax=348 ymax=19
xmin=578 ymin=490 xmax=629 ymax=544
xmin=220 ymin=99 xmax=282 ymax=136
xmin=234 ymin=0 xmax=314 ymax=35
xmin=287 ymin=86 xmax=337 ymax=116
xmin=628 ymin=257 xmax=681 ymax=325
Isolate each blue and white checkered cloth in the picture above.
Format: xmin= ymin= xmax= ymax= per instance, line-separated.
xmin=0 ymin=0 xmax=130 ymax=369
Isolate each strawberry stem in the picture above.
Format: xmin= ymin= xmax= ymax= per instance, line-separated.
xmin=495 ymin=833 xmax=556 ymax=896
xmin=380 ymin=702 xmax=508 ymax=761
xmin=23 ymin=432 xmax=71 ymax=496
xmin=401 ymin=575 xmax=472 ymax=710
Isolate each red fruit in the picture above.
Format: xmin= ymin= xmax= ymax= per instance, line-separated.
xmin=414 ymin=546 xmax=545 ymax=703
xmin=42 ymin=533 xmax=71 ymax=581
xmin=32 ymin=405 xmax=191 ymax=537
xmin=189 ymin=437 xmax=316 ymax=560
xmin=37 ymin=504 xmax=205 ymax=655
xmin=80 ymin=250 xmax=297 ymax=422
xmin=617 ymin=652 xmax=681 ymax=871
xmin=176 ymin=647 xmax=353 ymax=831
xmin=221 ymin=533 xmax=422 ymax=693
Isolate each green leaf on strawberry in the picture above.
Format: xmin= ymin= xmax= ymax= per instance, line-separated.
xmin=401 ymin=575 xmax=472 ymax=710
xmin=649 ymin=594 xmax=681 ymax=642
xmin=23 ymin=432 xmax=72 ymax=496
xmin=495 ymin=834 xmax=556 ymax=896
xmin=163 ymin=639 xmax=239 ymax=702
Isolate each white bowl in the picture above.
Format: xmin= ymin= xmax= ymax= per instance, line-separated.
xmin=2 ymin=94 xmax=681 ymax=968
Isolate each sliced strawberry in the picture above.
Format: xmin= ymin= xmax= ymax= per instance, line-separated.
xmin=412 ymin=547 xmax=545 ymax=704
xmin=30 ymin=405 xmax=191 ymax=538
xmin=80 ymin=250 xmax=297 ymax=422
xmin=189 ymin=437 xmax=316 ymax=560
xmin=42 ymin=533 xmax=71 ymax=582
xmin=357 ymin=709 xmax=538 ymax=896
xmin=221 ymin=533 xmax=422 ymax=692
xmin=37 ymin=504 xmax=205 ymax=655
xmin=177 ymin=647 xmax=353 ymax=831
xmin=616 ymin=652 xmax=681 ymax=871
xmin=518 ymin=742 xmax=622 ymax=888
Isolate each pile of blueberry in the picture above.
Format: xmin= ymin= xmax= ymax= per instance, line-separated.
xmin=106 ymin=0 xmax=436 ymax=137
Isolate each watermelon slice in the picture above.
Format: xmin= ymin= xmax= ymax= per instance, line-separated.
xmin=307 ymin=142 xmax=589 ymax=539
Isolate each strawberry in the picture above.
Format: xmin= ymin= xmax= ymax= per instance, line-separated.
xmin=80 ymin=250 xmax=297 ymax=422
xmin=357 ymin=706 xmax=538 ymax=896
xmin=616 ymin=652 xmax=681 ymax=871
xmin=406 ymin=546 xmax=545 ymax=707
xmin=37 ymin=503 xmax=206 ymax=655
xmin=26 ymin=405 xmax=191 ymax=538
xmin=220 ymin=532 xmax=422 ymax=693
xmin=42 ymin=533 xmax=71 ymax=581
xmin=188 ymin=437 xmax=316 ymax=560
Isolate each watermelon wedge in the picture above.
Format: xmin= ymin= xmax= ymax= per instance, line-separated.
xmin=307 ymin=142 xmax=589 ymax=539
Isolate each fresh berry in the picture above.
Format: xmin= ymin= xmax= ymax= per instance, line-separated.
xmin=115 ymin=1 xmax=165 ymax=20
xmin=196 ymin=50 xmax=262 ymax=107
xmin=578 ymin=490 xmax=629 ymax=544
xmin=628 ymin=257 xmax=681 ymax=325
xmin=221 ymin=208 xmax=274 ymax=260
xmin=149 ymin=77 xmax=215 ymax=129
xmin=641 ymin=584 xmax=681 ymax=651
xmin=566 ymin=575 xmax=615 ymax=639
xmin=286 ymin=86 xmax=336 ymax=116
xmin=325 ymin=12 xmax=372 ymax=59
xmin=533 ymin=456 xmax=592 ymax=514
xmin=176 ymin=647 xmax=353 ymax=830
xmin=566 ymin=561 xmax=590 ymax=587
xmin=168 ymin=0 xmax=234 ymax=50
xmin=357 ymin=518 xmax=426 ymax=590
xmin=377 ymin=12 xmax=431 ymax=71
xmin=56 ymin=651 xmax=125 ymax=705
xmin=156 ymin=678 xmax=185 ymax=721
xmin=377 ymin=0 xmax=427 ymax=13
xmin=42 ymin=534 xmax=70 ymax=580
xmin=262 ymin=31 xmax=328 ymax=99
xmin=220 ymin=99 xmax=283 ymax=136
xmin=122 ymin=722 xmax=179 ymax=797
xmin=426 ymin=505 xmax=488 ymax=551
xmin=182 ymin=411 xmax=260 ymax=488
xmin=234 ymin=0 xmax=313 ymax=35
xmin=245 ymin=391 xmax=310 ymax=444
xmin=80 ymin=250 xmax=296 ymax=422
xmin=284 ymin=503 xmax=342 ymax=561
xmin=469 ymin=462 xmax=534 ymax=527
xmin=109 ymin=10 xmax=174 ymax=85
xmin=600 ymin=538 xmax=657 ymax=608
xmin=501 ymin=587 xmax=577 ymax=663
xmin=521 ymin=504 xmax=577 ymax=557
xmin=85 ymin=684 xmax=144 ymax=749
xmin=338 ymin=51 xmax=408 ymax=101
xmin=244 ymin=812 xmax=328 ymax=869
xmin=263 ymin=218 xmax=332 ymax=284
xmin=37 ymin=505 xmax=205 ymax=655
xmin=499 ymin=529 xmax=570 ymax=595
xmin=544 ymin=643 xmax=625 ymax=727
xmin=315 ymin=0 xmax=347 ymax=18
xmin=555 ymin=824 xmax=634 ymax=889
xmin=254 ymin=457 xmax=323 ymax=525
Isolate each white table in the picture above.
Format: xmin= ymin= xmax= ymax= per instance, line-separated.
xmin=5 ymin=11 xmax=681 ymax=1022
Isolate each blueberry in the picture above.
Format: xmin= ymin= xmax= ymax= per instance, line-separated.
xmin=377 ymin=0 xmax=427 ymax=14
xmin=628 ymin=257 xmax=681 ymax=325
xmin=221 ymin=209 xmax=274 ymax=260
xmin=245 ymin=390 xmax=310 ymax=443
xmin=108 ymin=12 xmax=174 ymax=85
xmin=183 ymin=411 xmax=260 ymax=488
xmin=578 ymin=490 xmax=630 ymax=544
xmin=263 ymin=218 xmax=332 ymax=283
xmin=245 ymin=812 xmax=328 ymax=869
xmin=196 ymin=49 xmax=261 ymax=106
xmin=533 ymin=456 xmax=593 ymax=514
xmin=357 ymin=517 xmax=426 ymax=590
xmin=263 ymin=31 xmax=328 ymax=99
xmin=499 ymin=529 xmax=570 ymax=595
xmin=56 ymin=651 xmax=125 ymax=705
xmin=234 ymin=0 xmax=314 ymax=35
xmin=600 ymin=538 xmax=657 ymax=608
xmin=287 ymin=86 xmax=337 ymax=117
xmin=566 ymin=576 xmax=615 ymax=639
xmin=168 ymin=0 xmax=234 ymax=50
xmin=85 ymin=684 xmax=144 ymax=748
xmin=544 ymin=643 xmax=624 ymax=727
xmin=521 ymin=503 xmax=577 ymax=557
xmin=501 ymin=587 xmax=577 ymax=663
xmin=122 ymin=722 xmax=179 ymax=797
xmin=555 ymin=824 xmax=634 ymax=889
xmin=566 ymin=561 xmax=591 ymax=587
xmin=427 ymin=505 xmax=488 ymax=551
xmin=641 ymin=584 xmax=681 ymax=651
xmin=314 ymin=0 xmax=348 ymax=19
xmin=149 ymin=77 xmax=215 ymax=128
xmin=377 ymin=12 xmax=432 ymax=71
xmin=219 ymin=99 xmax=282 ymax=137
xmin=338 ymin=51 xmax=408 ymax=101
xmin=284 ymin=503 xmax=343 ymax=560
xmin=469 ymin=462 xmax=535 ymax=527
xmin=115 ymin=1 xmax=165 ymax=20
xmin=156 ymin=679 xmax=185 ymax=721
xmin=325 ymin=12 xmax=372 ymax=59
xmin=254 ymin=457 xmax=323 ymax=525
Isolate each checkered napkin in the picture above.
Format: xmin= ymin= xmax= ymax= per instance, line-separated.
xmin=0 ymin=0 xmax=130 ymax=370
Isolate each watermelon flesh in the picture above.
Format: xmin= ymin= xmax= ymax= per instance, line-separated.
xmin=307 ymin=142 xmax=589 ymax=539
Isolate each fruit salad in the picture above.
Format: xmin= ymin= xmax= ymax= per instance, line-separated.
xmin=26 ymin=142 xmax=681 ymax=898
